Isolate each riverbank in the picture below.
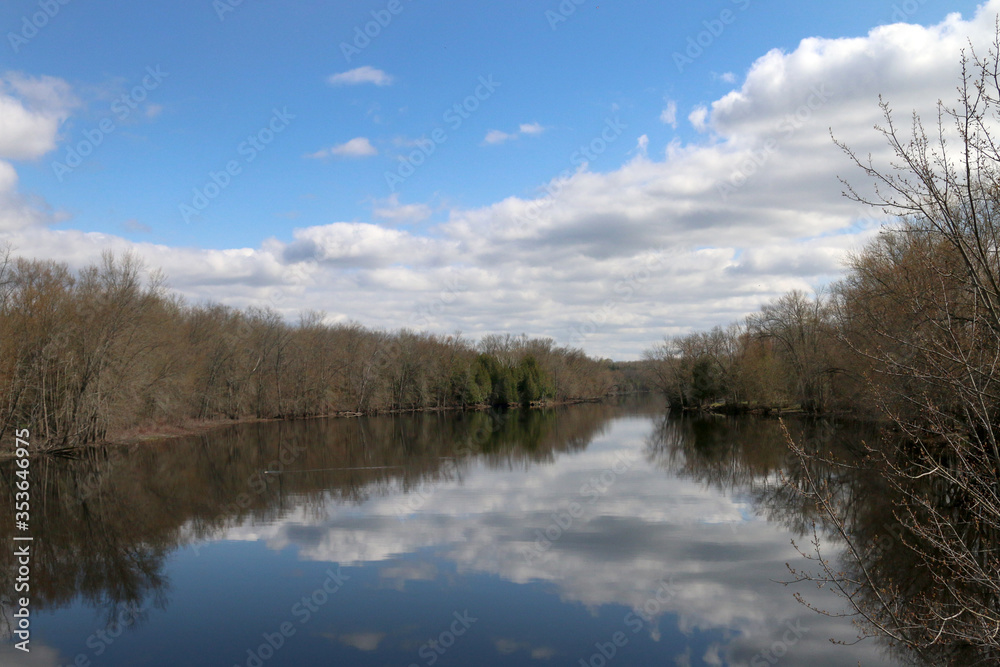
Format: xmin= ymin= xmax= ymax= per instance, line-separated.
xmin=12 ymin=396 xmax=616 ymax=458
xmin=667 ymin=400 xmax=888 ymax=424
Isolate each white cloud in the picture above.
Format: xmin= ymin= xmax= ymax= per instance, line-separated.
xmin=484 ymin=122 xmax=546 ymax=145
xmin=484 ymin=129 xmax=515 ymax=145
xmin=0 ymin=74 xmax=75 ymax=233
xmin=373 ymin=194 xmax=432 ymax=224
xmin=332 ymin=137 xmax=377 ymax=157
xmin=636 ymin=134 xmax=649 ymax=156
xmin=306 ymin=137 xmax=377 ymax=159
xmin=327 ymin=66 xmax=394 ymax=87
xmin=660 ymin=100 xmax=678 ymax=128
xmin=0 ymin=161 xmax=51 ymax=233
xmin=3 ymin=4 xmax=998 ymax=359
xmin=282 ymin=222 xmax=446 ymax=268
xmin=0 ymin=73 xmax=76 ymax=161
xmin=688 ymin=106 xmax=708 ymax=132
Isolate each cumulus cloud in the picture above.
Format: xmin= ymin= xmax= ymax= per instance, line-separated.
xmin=281 ymin=222 xmax=446 ymax=268
xmin=306 ymin=137 xmax=377 ymax=159
xmin=0 ymin=73 xmax=76 ymax=160
xmin=0 ymin=73 xmax=76 ymax=232
xmin=4 ymin=4 xmax=998 ymax=358
xmin=327 ymin=66 xmax=394 ymax=86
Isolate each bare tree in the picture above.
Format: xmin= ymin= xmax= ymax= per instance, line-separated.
xmin=748 ymin=290 xmax=838 ymax=412
xmin=789 ymin=30 xmax=1000 ymax=659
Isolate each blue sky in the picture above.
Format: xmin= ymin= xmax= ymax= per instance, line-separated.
xmin=0 ymin=0 xmax=990 ymax=358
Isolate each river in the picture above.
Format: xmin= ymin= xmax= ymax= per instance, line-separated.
xmin=1 ymin=396 xmax=907 ymax=666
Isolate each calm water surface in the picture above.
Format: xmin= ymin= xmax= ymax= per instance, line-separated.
xmin=1 ymin=397 xmax=903 ymax=666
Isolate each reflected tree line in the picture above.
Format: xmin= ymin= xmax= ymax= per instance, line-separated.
xmin=0 ymin=249 xmax=636 ymax=450
xmin=0 ymin=401 xmax=621 ymax=636
xmin=643 ymin=39 xmax=1000 ymax=663
xmin=645 ymin=415 xmax=883 ymax=538
xmin=5 ymin=392 xmax=991 ymax=664
xmin=646 ymin=414 xmax=998 ymax=665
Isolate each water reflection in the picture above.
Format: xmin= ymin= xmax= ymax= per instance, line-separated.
xmin=0 ymin=399 xmax=938 ymax=665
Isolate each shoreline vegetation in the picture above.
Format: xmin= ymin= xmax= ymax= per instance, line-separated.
xmin=73 ymin=395 xmax=615 ymax=454
xmin=641 ymin=287 xmax=876 ymax=420
xmin=635 ymin=39 xmax=1000 ymax=659
xmin=0 ymin=43 xmax=997 ymax=667
xmin=0 ymin=247 xmax=645 ymax=455
xmin=0 ymin=25 xmax=996 ymax=667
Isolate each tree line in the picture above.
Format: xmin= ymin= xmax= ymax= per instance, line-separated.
xmin=643 ymin=221 xmax=1000 ymax=426
xmin=664 ymin=39 xmax=1000 ymax=659
xmin=642 ymin=114 xmax=1000 ymax=654
xmin=0 ymin=249 xmax=625 ymax=450
xmin=642 ymin=153 xmax=1000 ymax=653
xmin=642 ymin=289 xmax=848 ymax=414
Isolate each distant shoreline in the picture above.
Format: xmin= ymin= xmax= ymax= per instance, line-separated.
xmin=8 ymin=396 xmax=617 ymax=459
